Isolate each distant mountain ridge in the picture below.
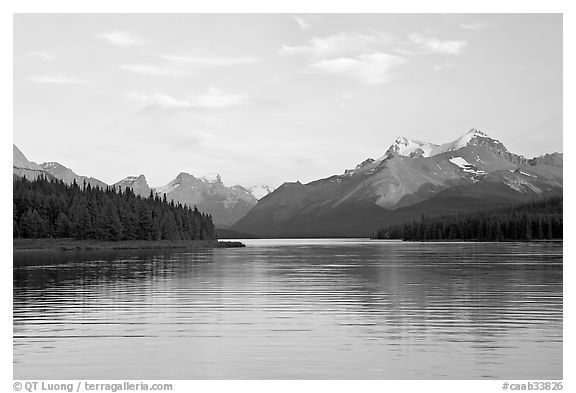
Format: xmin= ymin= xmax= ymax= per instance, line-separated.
xmin=13 ymin=145 xmax=56 ymax=181
xmin=113 ymin=175 xmax=151 ymax=198
xmin=153 ymin=172 xmax=260 ymax=227
xmin=232 ymin=129 xmax=562 ymax=237
xmin=13 ymin=144 xmax=271 ymax=227
xmin=41 ymin=161 xmax=108 ymax=189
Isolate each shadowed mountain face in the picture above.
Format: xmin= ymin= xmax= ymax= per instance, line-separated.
xmin=232 ymin=129 xmax=563 ymax=238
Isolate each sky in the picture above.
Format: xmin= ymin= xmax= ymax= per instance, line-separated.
xmin=13 ymin=13 xmax=562 ymax=189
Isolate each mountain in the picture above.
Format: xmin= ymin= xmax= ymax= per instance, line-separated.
xmin=40 ymin=162 xmax=108 ymax=189
xmin=247 ymin=185 xmax=274 ymax=200
xmin=154 ymin=173 xmax=258 ymax=228
xmin=13 ymin=145 xmax=48 ymax=180
xmin=232 ymin=129 xmax=563 ymax=237
xmin=13 ymin=145 xmax=267 ymax=227
xmin=113 ymin=175 xmax=151 ymax=197
xmin=13 ymin=144 xmax=108 ymax=187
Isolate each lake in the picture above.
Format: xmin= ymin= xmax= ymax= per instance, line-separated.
xmin=13 ymin=239 xmax=562 ymax=379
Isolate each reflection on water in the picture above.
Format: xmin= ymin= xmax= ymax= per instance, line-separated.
xmin=13 ymin=240 xmax=562 ymax=379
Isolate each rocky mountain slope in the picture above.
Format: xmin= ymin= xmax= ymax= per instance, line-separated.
xmin=113 ymin=175 xmax=152 ymax=198
xmin=13 ymin=145 xmax=52 ymax=181
xmin=154 ymin=173 xmax=258 ymax=228
xmin=232 ymin=129 xmax=563 ymax=237
xmin=40 ymin=162 xmax=108 ymax=189
xmin=13 ymin=144 xmax=267 ymax=227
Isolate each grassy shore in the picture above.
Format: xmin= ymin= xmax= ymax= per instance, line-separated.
xmin=13 ymin=238 xmax=244 ymax=252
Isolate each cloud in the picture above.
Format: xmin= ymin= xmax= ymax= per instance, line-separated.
xmin=96 ymin=31 xmax=145 ymax=48
xmin=433 ymin=62 xmax=455 ymax=71
xmin=159 ymin=54 xmax=258 ymax=67
xmin=280 ymin=32 xmax=393 ymax=58
xmin=118 ymin=64 xmax=187 ymax=77
xmin=461 ymin=23 xmax=486 ymax=31
xmin=118 ymin=53 xmax=257 ymax=78
xmin=293 ymin=15 xmax=321 ymax=31
xmin=125 ymin=92 xmax=193 ymax=109
xmin=309 ymin=53 xmax=406 ymax=84
xmin=125 ymin=88 xmax=250 ymax=110
xmin=408 ymin=33 xmax=467 ymax=55
xmin=191 ymin=88 xmax=250 ymax=109
xmin=27 ymin=51 xmax=55 ymax=61
xmin=28 ymin=74 xmax=86 ymax=84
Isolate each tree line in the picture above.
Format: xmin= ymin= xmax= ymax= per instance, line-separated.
xmin=372 ymin=196 xmax=562 ymax=241
xmin=13 ymin=176 xmax=217 ymax=241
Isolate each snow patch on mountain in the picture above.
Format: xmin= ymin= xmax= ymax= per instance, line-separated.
xmin=449 ymin=156 xmax=486 ymax=181
xmin=43 ymin=162 xmax=59 ymax=170
xmin=248 ymin=185 xmax=274 ymax=200
xmin=449 ymin=157 xmax=470 ymax=168
xmin=516 ymin=169 xmax=536 ymax=177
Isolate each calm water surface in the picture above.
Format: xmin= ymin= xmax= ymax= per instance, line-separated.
xmin=13 ymin=239 xmax=562 ymax=379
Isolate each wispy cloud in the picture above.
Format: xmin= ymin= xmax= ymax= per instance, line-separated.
xmin=309 ymin=53 xmax=406 ymax=84
xmin=28 ymin=74 xmax=86 ymax=84
xmin=125 ymin=92 xmax=193 ymax=109
xmin=282 ymin=30 xmax=468 ymax=84
xmin=160 ymin=54 xmax=258 ymax=67
xmin=408 ymin=33 xmax=467 ymax=55
xmin=461 ymin=23 xmax=487 ymax=31
xmin=96 ymin=31 xmax=146 ymax=48
xmin=280 ymin=32 xmax=393 ymax=58
xmin=27 ymin=51 xmax=55 ymax=61
xmin=125 ymin=88 xmax=250 ymax=111
xmin=119 ymin=64 xmax=188 ymax=77
xmin=293 ymin=15 xmax=321 ymax=31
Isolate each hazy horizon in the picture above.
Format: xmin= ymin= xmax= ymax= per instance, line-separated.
xmin=14 ymin=14 xmax=562 ymax=188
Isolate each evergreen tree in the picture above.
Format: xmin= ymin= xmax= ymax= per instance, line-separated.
xmin=372 ymin=196 xmax=562 ymax=242
xmin=13 ymin=176 xmax=216 ymax=241
xmin=55 ymin=212 xmax=72 ymax=237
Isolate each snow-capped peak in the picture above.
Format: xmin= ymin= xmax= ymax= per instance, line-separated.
xmin=449 ymin=128 xmax=490 ymax=150
xmin=200 ymin=173 xmax=222 ymax=183
xmin=380 ymin=136 xmax=439 ymax=160
xmin=344 ymin=128 xmax=506 ymax=177
xmin=383 ymin=128 xmax=500 ymax=160
xmin=432 ymin=128 xmax=508 ymax=155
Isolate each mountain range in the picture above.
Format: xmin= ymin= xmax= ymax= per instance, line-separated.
xmin=13 ymin=129 xmax=563 ymax=237
xmin=12 ymin=145 xmax=270 ymax=228
xmin=232 ymin=129 xmax=563 ymax=237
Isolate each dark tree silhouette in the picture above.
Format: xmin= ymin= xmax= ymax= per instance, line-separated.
xmin=372 ymin=196 xmax=562 ymax=241
xmin=13 ymin=175 xmax=217 ymax=241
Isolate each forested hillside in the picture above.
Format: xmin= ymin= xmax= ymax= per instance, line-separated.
xmin=13 ymin=176 xmax=217 ymax=241
xmin=372 ymin=196 xmax=562 ymax=241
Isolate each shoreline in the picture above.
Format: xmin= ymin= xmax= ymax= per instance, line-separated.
xmin=369 ymin=238 xmax=563 ymax=243
xmin=13 ymin=238 xmax=244 ymax=252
